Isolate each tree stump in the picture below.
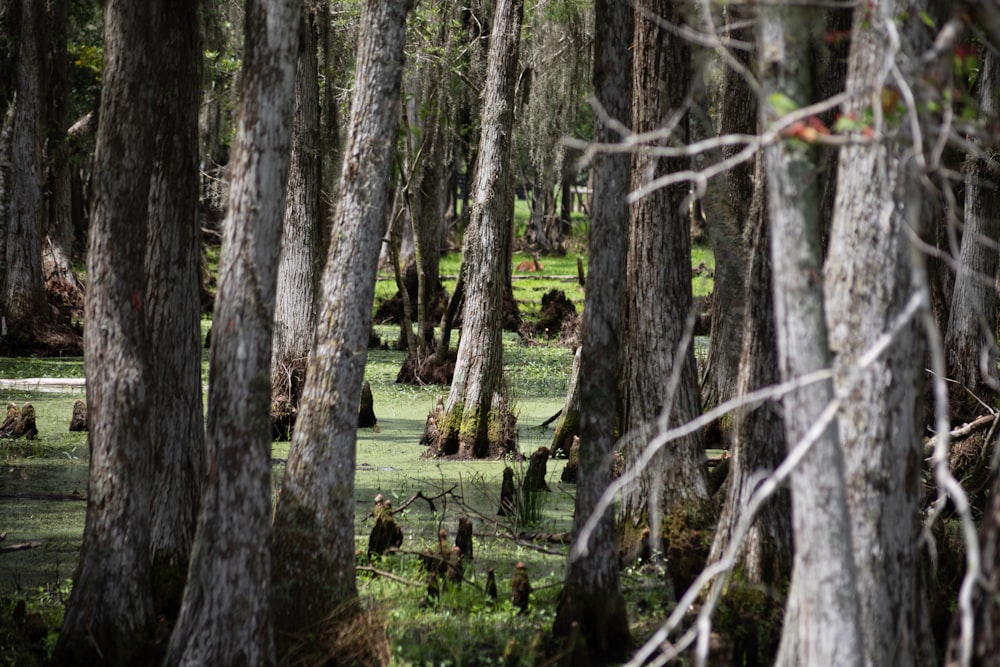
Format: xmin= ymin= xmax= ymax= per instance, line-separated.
xmin=523 ymin=446 xmax=551 ymax=493
xmin=455 ymin=516 xmax=473 ymax=560
xmin=366 ymin=495 xmax=403 ymax=558
xmin=561 ymin=435 xmax=581 ymax=484
xmin=69 ymin=399 xmax=88 ymax=432
xmin=511 ymin=561 xmax=531 ymax=614
xmin=498 ymin=466 xmax=517 ymax=516
xmin=1 ymin=403 xmax=37 ymax=440
xmin=358 ymin=380 xmax=377 ymax=428
xmin=0 ymin=403 xmax=19 ymax=437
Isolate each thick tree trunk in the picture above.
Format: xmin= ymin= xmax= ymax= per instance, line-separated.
xmin=270 ymin=0 xmax=409 ymax=640
xmin=619 ymin=0 xmax=708 ymax=574
xmin=551 ymin=0 xmax=631 ymax=659
xmin=165 ymin=0 xmax=299 ymax=663
xmin=823 ymin=5 xmax=936 ymax=665
xmin=271 ymin=0 xmax=323 ymax=408
xmin=145 ymin=1 xmax=204 ymax=620
xmin=762 ymin=5 xmax=864 ymax=666
xmin=40 ymin=0 xmax=81 ymax=310
xmin=945 ymin=50 xmax=1000 ymax=420
xmin=708 ymin=153 xmax=792 ymax=585
xmin=53 ymin=1 xmax=159 ymax=662
xmin=3 ymin=0 xmax=45 ymax=328
xmin=426 ymin=0 xmax=523 ymax=459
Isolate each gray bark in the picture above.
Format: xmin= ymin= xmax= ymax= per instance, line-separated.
xmin=824 ymin=4 xmax=935 ymax=666
xmin=708 ymin=152 xmax=792 ymax=585
xmin=945 ymin=50 xmax=1000 ymax=416
xmin=551 ymin=0 xmax=631 ymax=659
xmin=270 ymin=0 xmax=410 ymax=634
xmin=271 ymin=0 xmax=323 ymax=403
xmin=619 ymin=0 xmax=708 ymax=556
xmin=145 ymin=1 xmax=204 ymax=618
xmin=53 ymin=1 xmax=159 ymax=662
xmin=762 ymin=5 xmax=864 ymax=666
xmin=434 ymin=0 xmax=523 ymax=458
xmin=165 ymin=0 xmax=299 ymax=663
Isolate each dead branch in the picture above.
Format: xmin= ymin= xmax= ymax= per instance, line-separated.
xmin=356 ymin=565 xmax=422 ymax=587
xmin=1 ymin=540 xmax=42 ymax=554
xmin=923 ymin=414 xmax=997 ymax=457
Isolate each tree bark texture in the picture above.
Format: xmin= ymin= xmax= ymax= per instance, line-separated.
xmin=39 ymin=0 xmax=79 ymax=305
xmin=144 ymin=0 xmax=205 ymax=619
xmin=945 ymin=49 xmax=1000 ymax=418
xmin=434 ymin=0 xmax=523 ymax=458
xmin=165 ymin=1 xmax=299 ymax=664
xmin=762 ymin=5 xmax=864 ymax=667
xmin=708 ymin=152 xmax=792 ymax=585
xmin=700 ymin=3 xmax=754 ymax=414
xmin=619 ymin=0 xmax=708 ymax=564
xmin=551 ymin=0 xmax=631 ymax=659
xmin=53 ymin=1 xmax=159 ymax=662
xmin=823 ymin=5 xmax=935 ymax=665
xmin=3 ymin=0 xmax=44 ymax=326
xmin=271 ymin=0 xmax=323 ymax=404
xmin=270 ymin=0 xmax=410 ymax=636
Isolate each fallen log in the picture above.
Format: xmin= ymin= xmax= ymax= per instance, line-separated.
xmin=1 ymin=540 xmax=42 ymax=554
xmin=923 ymin=413 xmax=996 ymax=457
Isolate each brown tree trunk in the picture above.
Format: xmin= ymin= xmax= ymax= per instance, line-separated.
xmin=165 ymin=0 xmax=299 ymax=663
xmin=619 ymin=0 xmax=708 ymax=567
xmin=3 ymin=0 xmax=45 ymax=336
xmin=700 ymin=4 xmax=754 ymax=415
xmin=40 ymin=0 xmax=81 ymax=311
xmin=53 ymin=1 xmax=160 ymax=662
xmin=270 ymin=0 xmax=410 ymax=641
xmin=425 ymin=0 xmax=523 ymax=459
xmin=762 ymin=4 xmax=863 ymax=666
xmin=551 ymin=0 xmax=632 ymax=659
xmin=145 ymin=1 xmax=204 ymax=620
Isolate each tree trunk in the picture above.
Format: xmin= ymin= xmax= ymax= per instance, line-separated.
xmin=165 ymin=0 xmax=299 ymax=663
xmin=945 ymin=50 xmax=1000 ymax=421
xmin=619 ymin=0 xmax=709 ymax=580
xmin=3 ymin=0 xmax=45 ymax=332
xmin=271 ymin=0 xmax=323 ymax=409
xmin=270 ymin=0 xmax=410 ymax=640
xmin=708 ymin=152 xmax=792 ymax=585
xmin=53 ymin=1 xmax=159 ymax=662
xmin=144 ymin=1 xmax=204 ymax=620
xmin=424 ymin=0 xmax=523 ymax=459
xmin=762 ymin=4 xmax=864 ymax=666
xmin=551 ymin=0 xmax=631 ymax=659
xmin=700 ymin=4 xmax=754 ymax=415
xmin=40 ymin=0 xmax=81 ymax=311
xmin=823 ymin=4 xmax=935 ymax=664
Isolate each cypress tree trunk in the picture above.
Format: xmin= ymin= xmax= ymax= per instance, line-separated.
xmin=165 ymin=0 xmax=299 ymax=663
xmin=619 ymin=0 xmax=708 ymax=566
xmin=270 ymin=0 xmax=410 ymax=637
xmin=53 ymin=1 xmax=159 ymax=662
xmin=823 ymin=3 xmax=935 ymax=663
xmin=424 ymin=0 xmax=523 ymax=459
xmin=763 ymin=4 xmax=863 ymax=665
xmin=551 ymin=0 xmax=632 ymax=659
xmin=145 ymin=1 xmax=204 ymax=619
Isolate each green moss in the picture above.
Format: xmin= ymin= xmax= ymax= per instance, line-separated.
xmin=714 ymin=571 xmax=785 ymax=665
